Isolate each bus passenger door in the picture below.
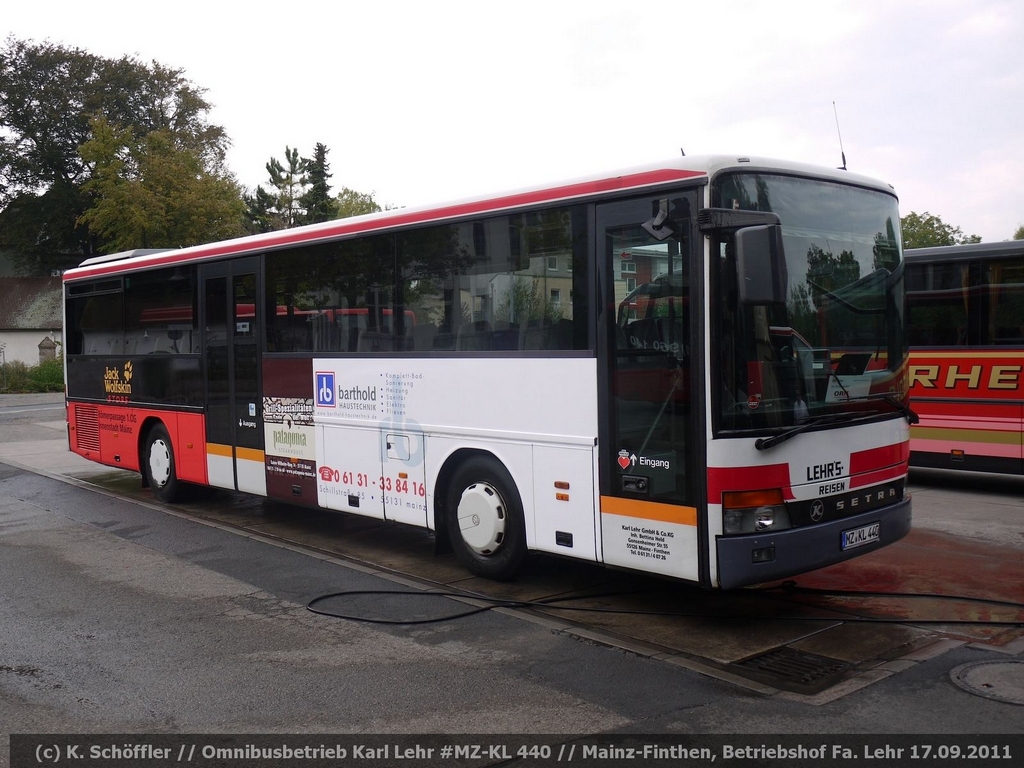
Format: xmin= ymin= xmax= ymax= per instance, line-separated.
xmin=596 ymin=194 xmax=701 ymax=581
xmin=201 ymin=257 xmax=266 ymax=495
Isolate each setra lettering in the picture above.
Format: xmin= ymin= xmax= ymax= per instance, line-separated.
xmin=835 ymin=487 xmax=897 ymax=511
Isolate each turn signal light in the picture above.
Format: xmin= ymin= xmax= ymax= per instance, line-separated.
xmin=722 ymin=488 xmax=790 ymax=535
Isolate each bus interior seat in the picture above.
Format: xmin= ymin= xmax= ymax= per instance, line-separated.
xmin=357 ymin=329 xmax=395 ymax=352
xmin=457 ymin=320 xmax=493 ymax=351
xmin=278 ymin=319 xmax=312 ymax=352
xmin=491 ymin=320 xmax=520 ymax=350
xmin=411 ymin=323 xmax=437 ymax=351
xmin=550 ymin=318 xmax=573 ymax=349
xmin=522 ymin=319 xmax=549 ymax=349
xmin=135 ymin=333 xmax=156 ymax=355
xmin=432 ymin=328 xmax=456 ymax=350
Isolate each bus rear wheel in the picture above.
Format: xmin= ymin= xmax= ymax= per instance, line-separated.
xmin=144 ymin=424 xmax=182 ymax=503
xmin=445 ymin=456 xmax=527 ymax=581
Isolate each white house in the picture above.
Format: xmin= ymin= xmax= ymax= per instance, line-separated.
xmin=0 ymin=277 xmax=63 ymax=365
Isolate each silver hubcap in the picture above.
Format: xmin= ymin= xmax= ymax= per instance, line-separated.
xmin=456 ymin=482 xmax=506 ymax=555
xmin=148 ymin=439 xmax=171 ymax=487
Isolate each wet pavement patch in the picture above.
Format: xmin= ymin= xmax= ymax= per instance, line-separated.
xmin=54 ymin=469 xmax=1024 ymax=699
xmin=0 ymin=664 xmax=42 ymax=677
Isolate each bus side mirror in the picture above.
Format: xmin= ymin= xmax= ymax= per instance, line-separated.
xmin=736 ymin=224 xmax=787 ymax=304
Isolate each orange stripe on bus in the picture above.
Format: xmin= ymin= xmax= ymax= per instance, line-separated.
xmin=206 ymin=444 xmax=267 ymax=462
xmin=236 ymin=447 xmax=266 ymax=463
xmin=600 ymin=496 xmax=698 ymax=527
xmin=911 ymin=426 xmax=1021 ymax=446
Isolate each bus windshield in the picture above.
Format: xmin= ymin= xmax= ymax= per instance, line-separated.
xmin=712 ymin=173 xmax=908 ymax=434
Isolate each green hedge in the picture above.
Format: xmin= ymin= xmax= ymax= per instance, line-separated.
xmin=0 ymin=358 xmax=65 ymax=393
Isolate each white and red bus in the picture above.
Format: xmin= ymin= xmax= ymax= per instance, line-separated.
xmin=905 ymin=241 xmax=1024 ymax=475
xmin=63 ymin=156 xmax=914 ymax=588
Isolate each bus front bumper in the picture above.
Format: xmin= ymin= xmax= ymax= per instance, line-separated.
xmin=715 ymin=498 xmax=912 ymax=590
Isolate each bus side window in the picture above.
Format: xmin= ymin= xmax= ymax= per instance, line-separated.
xmin=411 ymin=323 xmax=437 ymax=350
xmin=398 ymin=206 xmax=587 ymax=356
xmin=278 ymin=316 xmax=312 ymax=352
xmin=457 ymin=320 xmax=493 ymax=351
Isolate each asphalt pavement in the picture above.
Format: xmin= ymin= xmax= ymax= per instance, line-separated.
xmin=1 ymin=393 xmax=1022 ymax=764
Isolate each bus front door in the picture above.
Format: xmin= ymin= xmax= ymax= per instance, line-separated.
xmin=202 ymin=257 xmax=266 ymax=495
xmin=597 ymin=194 xmax=702 ymax=581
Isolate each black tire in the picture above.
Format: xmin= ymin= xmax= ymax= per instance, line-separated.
xmin=143 ymin=424 xmax=182 ymax=503
xmin=445 ymin=455 xmax=527 ymax=581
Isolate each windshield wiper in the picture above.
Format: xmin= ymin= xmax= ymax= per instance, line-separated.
xmin=754 ymin=413 xmax=864 ymax=451
xmin=844 ymin=393 xmax=920 ymax=424
xmin=756 ymin=394 xmax=920 ymax=451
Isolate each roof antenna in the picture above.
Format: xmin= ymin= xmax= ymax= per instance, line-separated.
xmin=833 ymin=101 xmax=847 ymax=170
xmin=680 ymin=147 xmax=685 ymax=157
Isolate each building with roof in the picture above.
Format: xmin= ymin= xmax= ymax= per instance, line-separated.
xmin=0 ymin=277 xmax=63 ymax=365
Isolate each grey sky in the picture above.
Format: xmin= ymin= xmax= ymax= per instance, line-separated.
xmin=6 ymin=0 xmax=1022 ymax=241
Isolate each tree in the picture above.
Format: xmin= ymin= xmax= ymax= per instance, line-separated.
xmin=901 ymin=211 xmax=981 ymax=249
xmin=805 ymin=245 xmax=861 ymax=308
xmin=0 ymin=38 xmax=104 ymax=271
xmin=78 ymin=117 xmax=244 ymax=251
xmin=494 ymin=276 xmax=563 ymax=326
xmin=300 ymin=143 xmax=338 ymax=225
xmin=265 ymin=146 xmax=309 ymax=228
xmin=0 ymin=184 xmax=91 ymax=274
xmin=1014 ymin=224 xmax=1023 ymax=240
xmin=242 ymin=185 xmax=280 ymax=235
xmin=246 ymin=145 xmax=385 ymax=230
xmin=0 ymin=36 xmax=231 ymax=272
xmin=335 ymin=187 xmax=383 ymax=219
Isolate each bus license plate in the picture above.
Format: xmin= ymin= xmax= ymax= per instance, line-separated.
xmin=841 ymin=522 xmax=880 ymax=551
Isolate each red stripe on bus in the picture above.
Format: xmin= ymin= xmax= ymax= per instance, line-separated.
xmin=709 ymin=443 xmax=909 ymax=502
xmin=849 ymin=441 xmax=909 ymax=476
xmin=848 ymin=463 xmax=908 ymax=490
xmin=706 ymin=463 xmax=794 ymax=503
xmin=913 ymin=400 xmax=1023 ymax=420
xmin=65 ymin=168 xmax=707 ymax=280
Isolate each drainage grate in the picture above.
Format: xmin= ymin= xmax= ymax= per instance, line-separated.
xmin=733 ymin=647 xmax=851 ymax=693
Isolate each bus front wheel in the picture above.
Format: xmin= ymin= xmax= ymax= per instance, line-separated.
xmin=445 ymin=456 xmax=527 ymax=581
xmin=144 ymin=424 xmax=182 ymax=503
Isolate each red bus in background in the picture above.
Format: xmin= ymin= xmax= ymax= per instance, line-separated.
xmin=905 ymin=241 xmax=1024 ymax=475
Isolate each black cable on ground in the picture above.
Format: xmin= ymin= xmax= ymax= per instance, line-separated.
xmin=306 ymin=584 xmax=1024 ymax=627
xmin=307 ymin=590 xmax=529 ymax=625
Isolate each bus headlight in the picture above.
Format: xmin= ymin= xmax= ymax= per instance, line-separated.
xmin=722 ymin=490 xmax=792 ymax=535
